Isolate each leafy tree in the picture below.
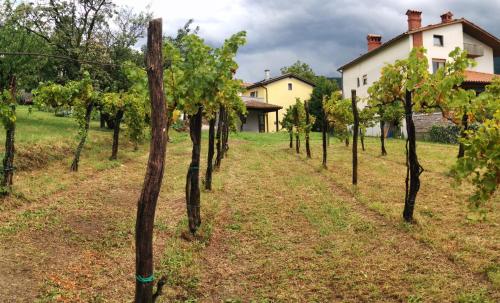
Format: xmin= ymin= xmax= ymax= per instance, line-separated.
xmin=280 ymin=60 xmax=317 ymax=83
xmin=13 ymin=0 xmax=116 ymax=81
xmin=281 ymin=105 xmax=294 ymax=148
xmin=451 ymin=78 xmax=500 ymax=204
xmin=34 ymin=72 xmax=99 ymax=171
xmin=325 ymin=92 xmax=353 ymax=146
xmin=368 ymin=74 xmax=405 ymax=156
xmin=164 ymin=30 xmax=246 ymax=234
xmin=304 ymin=100 xmax=316 ymax=158
xmin=371 ymin=47 xmax=472 ymax=222
xmin=358 ymin=105 xmax=377 ymax=151
xmin=309 ymin=76 xmax=338 ymax=131
xmin=291 ymin=99 xmax=306 ymax=154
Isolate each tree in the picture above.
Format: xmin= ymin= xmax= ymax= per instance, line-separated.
xmin=304 ymin=100 xmax=316 ymax=158
xmin=280 ymin=60 xmax=317 ymax=83
xmin=34 ymin=72 xmax=99 ymax=171
xmin=291 ymin=99 xmax=306 ymax=154
xmin=13 ymin=0 xmax=116 ymax=81
xmin=281 ymin=105 xmax=294 ymax=149
xmin=309 ymin=76 xmax=338 ymax=131
xmin=358 ymin=106 xmax=377 ymax=151
xmin=321 ymin=91 xmax=343 ymax=168
xmin=371 ymin=47 xmax=472 ymax=222
xmin=368 ymin=75 xmax=404 ymax=156
xmin=451 ymin=78 xmax=499 ymax=205
xmin=325 ymin=92 xmax=353 ymax=146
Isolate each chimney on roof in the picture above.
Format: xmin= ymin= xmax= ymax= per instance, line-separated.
xmin=406 ymin=9 xmax=422 ymax=31
xmin=440 ymin=11 xmax=453 ymax=23
xmin=264 ymin=69 xmax=270 ymax=80
xmin=367 ymin=34 xmax=382 ymax=51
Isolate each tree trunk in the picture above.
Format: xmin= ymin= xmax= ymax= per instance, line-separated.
xmin=70 ymin=102 xmax=94 ymax=172
xmin=222 ymin=111 xmax=229 ymax=156
xmin=215 ymin=107 xmax=225 ymax=170
xmin=380 ymin=120 xmax=387 ymax=156
xmin=351 ymin=90 xmax=359 ymax=185
xmin=403 ymin=90 xmax=423 ymax=223
xmin=457 ymin=113 xmax=468 ymax=158
xmin=135 ymin=18 xmax=168 ymax=303
xmin=345 ymin=136 xmax=349 ymax=147
xmin=305 ymin=101 xmax=311 ymax=158
xmin=360 ymin=130 xmax=365 ymax=151
xmin=100 ymin=110 xmax=106 ymax=128
xmin=110 ymin=110 xmax=124 ymax=160
xmin=322 ymin=112 xmax=327 ymax=169
xmin=186 ymin=107 xmax=203 ymax=234
xmin=295 ymin=132 xmax=300 ymax=154
xmin=289 ymin=131 xmax=293 ymax=148
xmin=2 ymin=76 xmax=17 ymax=193
xmin=205 ymin=118 xmax=216 ymax=191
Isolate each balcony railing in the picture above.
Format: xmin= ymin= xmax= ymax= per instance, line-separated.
xmin=463 ymin=43 xmax=484 ymax=58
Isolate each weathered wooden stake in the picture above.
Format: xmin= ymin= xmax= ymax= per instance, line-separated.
xmin=322 ymin=107 xmax=328 ymax=169
xmin=204 ymin=118 xmax=216 ymax=190
xmin=135 ymin=18 xmax=168 ymax=303
xmin=351 ymin=90 xmax=359 ymax=185
xmin=2 ymin=75 xmax=16 ymax=193
xmin=305 ymin=101 xmax=311 ymax=158
xmin=186 ymin=107 xmax=203 ymax=233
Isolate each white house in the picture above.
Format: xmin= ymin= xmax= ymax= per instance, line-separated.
xmin=338 ymin=9 xmax=500 ymax=137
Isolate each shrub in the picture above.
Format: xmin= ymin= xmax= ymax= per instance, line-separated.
xmin=428 ymin=124 xmax=461 ymax=144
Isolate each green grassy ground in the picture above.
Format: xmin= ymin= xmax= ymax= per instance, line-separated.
xmin=0 ymin=110 xmax=498 ymax=302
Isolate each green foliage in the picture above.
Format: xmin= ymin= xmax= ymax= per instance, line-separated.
xmin=452 ymin=111 xmax=499 ymax=205
xmin=309 ymin=76 xmax=338 ymax=130
xmin=280 ymin=60 xmax=317 ymax=83
xmin=428 ymin=125 xmax=461 ymax=144
xmin=323 ymin=91 xmax=353 ymax=141
xmin=358 ymin=105 xmax=377 ymax=137
xmin=0 ymin=89 xmax=17 ymax=129
xmin=164 ymin=30 xmax=247 ymax=126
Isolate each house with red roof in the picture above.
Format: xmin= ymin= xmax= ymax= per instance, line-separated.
xmin=338 ymin=9 xmax=500 ymax=137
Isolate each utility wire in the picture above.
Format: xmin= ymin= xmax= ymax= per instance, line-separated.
xmin=0 ymin=51 xmax=121 ymax=67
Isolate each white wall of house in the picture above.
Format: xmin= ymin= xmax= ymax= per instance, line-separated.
xmin=421 ymin=23 xmax=464 ymax=73
xmin=342 ymin=36 xmax=412 ymax=106
xmin=463 ymin=33 xmax=494 ymax=73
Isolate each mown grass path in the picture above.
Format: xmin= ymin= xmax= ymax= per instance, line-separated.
xmin=0 ymin=129 xmax=498 ymax=302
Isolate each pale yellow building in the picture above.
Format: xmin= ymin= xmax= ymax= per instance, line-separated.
xmin=240 ymin=71 xmax=315 ymax=132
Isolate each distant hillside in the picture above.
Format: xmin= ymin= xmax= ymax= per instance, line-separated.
xmin=495 ymin=57 xmax=500 ymax=74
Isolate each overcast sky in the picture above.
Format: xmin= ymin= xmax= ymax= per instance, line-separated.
xmin=115 ymin=0 xmax=500 ymax=82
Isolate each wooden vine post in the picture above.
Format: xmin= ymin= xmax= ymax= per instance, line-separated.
xmin=110 ymin=109 xmax=124 ymax=160
xmin=135 ymin=18 xmax=168 ymax=303
xmin=214 ymin=106 xmax=225 ymax=170
xmin=305 ymin=100 xmax=312 ymax=158
xmin=351 ymin=90 xmax=359 ymax=185
xmin=204 ymin=117 xmax=216 ymax=190
xmin=186 ymin=108 xmax=203 ymax=233
xmin=322 ymin=101 xmax=328 ymax=168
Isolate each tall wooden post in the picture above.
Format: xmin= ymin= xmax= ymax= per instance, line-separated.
xmin=135 ymin=18 xmax=168 ymax=303
xmin=275 ymin=110 xmax=279 ymax=132
xmin=351 ymin=90 xmax=359 ymax=185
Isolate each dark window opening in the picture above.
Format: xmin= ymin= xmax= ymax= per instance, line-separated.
xmin=433 ymin=35 xmax=444 ymax=46
xmin=288 ymin=83 xmax=293 ymax=90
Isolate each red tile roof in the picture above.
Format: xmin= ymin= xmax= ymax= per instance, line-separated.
xmin=338 ymin=18 xmax=500 ymax=71
xmin=464 ymin=70 xmax=498 ymax=83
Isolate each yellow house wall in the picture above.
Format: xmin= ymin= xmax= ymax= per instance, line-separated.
xmin=243 ymin=77 xmax=314 ymax=132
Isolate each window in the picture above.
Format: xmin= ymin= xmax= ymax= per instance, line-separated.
xmin=250 ymin=91 xmax=258 ymax=97
xmin=362 ymin=75 xmax=368 ymax=85
xmin=288 ymin=83 xmax=293 ymax=90
xmin=432 ymin=59 xmax=446 ymax=73
xmin=357 ymin=77 xmax=360 ymax=87
xmin=433 ymin=35 xmax=444 ymax=46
